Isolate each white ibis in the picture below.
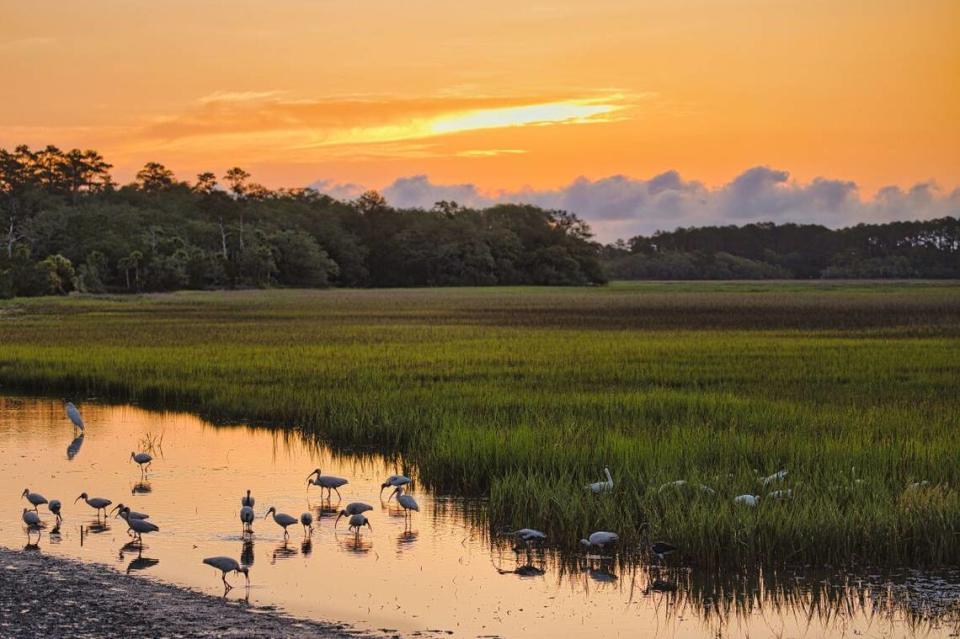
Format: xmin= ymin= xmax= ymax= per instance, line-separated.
xmin=48 ymin=500 xmax=62 ymax=524
xmin=300 ymin=512 xmax=313 ymax=536
xmin=762 ymin=469 xmax=787 ymax=487
xmin=395 ymin=487 xmax=419 ymax=519
xmin=240 ymin=506 xmax=255 ymax=533
xmin=306 ymin=469 xmax=348 ymax=499
xmin=119 ymin=510 xmax=159 ymax=543
xmin=265 ymin=507 xmax=298 ymax=537
xmin=380 ymin=475 xmax=412 ymax=500
xmin=22 ymin=508 xmax=44 ymax=529
xmin=21 ymin=489 xmax=48 ymax=511
xmin=335 ymin=502 xmax=374 ymax=527
xmin=587 ymin=467 xmax=614 ymax=494
xmin=650 ymin=541 xmax=678 ymax=561
xmin=241 ymin=489 xmax=255 ymax=508
xmin=75 ymin=492 xmax=112 ymax=517
xmin=347 ymin=513 xmax=372 ymax=535
xmin=65 ymin=401 xmax=84 ymax=431
xmin=506 ymin=528 xmax=546 ymax=551
xmin=110 ymin=503 xmax=149 ymax=520
xmin=580 ymin=531 xmax=619 ymax=550
xmin=202 ymin=556 xmax=249 ymax=590
xmin=130 ymin=452 xmax=152 ymax=472
xmin=734 ymin=494 xmax=759 ymax=507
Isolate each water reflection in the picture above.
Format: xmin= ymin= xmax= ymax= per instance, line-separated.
xmin=66 ymin=434 xmax=84 ymax=460
xmin=131 ymin=481 xmax=152 ymax=495
xmin=121 ymin=545 xmax=160 ymax=575
xmin=300 ymin=537 xmax=313 ymax=557
xmin=241 ymin=540 xmax=255 ymax=566
xmin=336 ymin=531 xmax=373 ymax=554
xmin=271 ymin=539 xmax=298 ymax=563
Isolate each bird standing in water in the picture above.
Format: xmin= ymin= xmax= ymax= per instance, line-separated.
xmin=65 ymin=401 xmax=84 ymax=432
xmin=202 ymin=556 xmax=249 ymax=590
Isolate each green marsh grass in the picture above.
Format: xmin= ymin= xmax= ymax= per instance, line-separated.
xmin=1 ymin=282 xmax=958 ymax=566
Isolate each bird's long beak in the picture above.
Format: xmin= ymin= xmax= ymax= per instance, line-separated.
xmin=388 ymin=487 xmax=398 ymax=502
xmin=366 ymin=521 xmax=373 ymax=532
xmin=74 ymin=496 xmax=82 ymax=503
xmin=379 ymin=484 xmax=386 ymax=498
xmin=334 ymin=512 xmax=343 ymax=527
xmin=109 ymin=505 xmax=119 ymax=515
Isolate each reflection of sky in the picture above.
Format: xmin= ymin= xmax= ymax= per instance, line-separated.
xmin=0 ymin=395 xmax=956 ymax=638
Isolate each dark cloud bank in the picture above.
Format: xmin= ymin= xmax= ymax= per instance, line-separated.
xmin=311 ymin=167 xmax=960 ymax=243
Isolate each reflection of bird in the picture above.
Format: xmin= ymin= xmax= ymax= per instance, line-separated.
xmin=67 ymin=434 xmax=84 ymax=460
xmin=647 ymin=579 xmax=678 ymax=593
xmin=300 ymin=512 xmax=313 ymax=536
xmin=241 ymin=540 xmax=255 ymax=566
xmin=580 ymin=531 xmax=619 ymax=550
xmin=734 ymin=494 xmax=759 ymax=507
xmin=587 ymin=467 xmax=614 ymax=494
xmin=241 ymin=489 xmax=255 ymax=508
xmin=48 ymin=500 xmax=63 ymax=524
xmin=380 ymin=475 xmax=412 ymax=500
xmin=118 ymin=509 xmax=159 ymax=543
xmin=240 ymin=506 xmax=255 ymax=533
xmin=347 ymin=513 xmax=372 ymax=535
xmin=130 ymin=452 xmax=152 ymax=473
xmin=334 ymin=502 xmax=373 ymax=527
xmin=131 ymin=482 xmax=151 ymax=495
xmin=76 ymin=492 xmax=112 ymax=518
xmin=21 ymin=489 xmax=48 ymax=511
xmin=264 ymin=507 xmax=297 ymax=537
xmin=396 ymin=487 xmax=419 ymax=519
xmin=65 ymin=401 xmax=84 ymax=431
xmin=202 ymin=556 xmax=249 ymax=590
xmin=22 ymin=508 xmax=45 ymax=529
xmin=588 ymin=566 xmax=618 ymax=583
xmin=306 ymin=469 xmax=348 ymax=499
xmin=110 ymin=504 xmax=149 ymax=520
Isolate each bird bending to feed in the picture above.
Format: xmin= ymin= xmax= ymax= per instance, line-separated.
xmin=241 ymin=489 xmax=255 ymax=508
xmin=334 ymin=502 xmax=374 ymax=527
xmin=21 ymin=489 xmax=48 ymax=511
xmin=75 ymin=492 xmax=112 ymax=517
xmin=118 ymin=509 xmax=159 ymax=543
xmin=202 ymin=556 xmax=249 ymax=590
xmin=65 ymin=401 xmax=84 ymax=431
xmin=240 ymin=506 xmax=255 ymax=533
xmin=300 ymin=512 xmax=313 ymax=536
xmin=650 ymin=541 xmax=678 ymax=561
xmin=130 ymin=452 xmax=152 ymax=472
xmin=265 ymin=507 xmax=298 ymax=537
xmin=22 ymin=509 xmax=45 ymax=529
xmin=734 ymin=494 xmax=759 ymax=507
xmin=347 ymin=513 xmax=372 ymax=535
xmin=48 ymin=500 xmax=62 ymax=523
xmin=306 ymin=468 xmax=349 ymax=499
xmin=506 ymin=528 xmax=547 ymax=551
xmin=587 ymin=467 xmax=614 ymax=494
xmin=110 ymin=503 xmax=149 ymax=520
xmin=580 ymin=531 xmax=619 ymax=550
xmin=380 ymin=475 xmax=412 ymax=500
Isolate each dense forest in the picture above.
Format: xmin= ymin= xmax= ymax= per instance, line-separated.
xmin=1 ymin=144 xmax=957 ymax=297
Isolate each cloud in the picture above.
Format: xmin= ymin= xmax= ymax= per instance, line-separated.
xmin=309 ymin=167 xmax=960 ymax=242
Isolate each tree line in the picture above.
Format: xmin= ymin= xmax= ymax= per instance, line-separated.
xmin=0 ymin=145 xmax=605 ymax=297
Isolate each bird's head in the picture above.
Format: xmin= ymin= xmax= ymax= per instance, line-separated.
xmin=129 ymin=452 xmax=135 ymax=461
xmin=334 ymin=511 xmax=347 ymax=526
xmin=580 ymin=538 xmax=591 ymax=547
xmin=21 ymin=488 xmax=28 ymax=497
xmin=306 ymin=468 xmax=321 ymax=479
xmin=264 ymin=506 xmax=276 ymax=519
xmin=75 ymin=492 xmax=88 ymax=503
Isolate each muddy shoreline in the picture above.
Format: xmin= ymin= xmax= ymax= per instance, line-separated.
xmin=0 ymin=547 xmax=386 ymax=638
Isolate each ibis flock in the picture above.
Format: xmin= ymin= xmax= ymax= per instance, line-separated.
xmin=19 ymin=402 xmax=764 ymax=593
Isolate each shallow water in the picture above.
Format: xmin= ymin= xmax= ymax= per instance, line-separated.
xmin=1 ymin=395 xmax=957 ymax=638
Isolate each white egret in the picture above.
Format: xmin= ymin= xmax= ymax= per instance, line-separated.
xmin=110 ymin=503 xmax=149 ymax=520
xmin=380 ymin=475 xmax=412 ymax=500
xmin=130 ymin=452 xmax=152 ymax=473
xmin=395 ymin=487 xmax=419 ymax=519
xmin=22 ymin=508 xmax=45 ymax=529
xmin=202 ymin=556 xmax=249 ymax=590
xmin=762 ymin=469 xmax=788 ymax=487
xmin=347 ymin=513 xmax=373 ymax=535
xmin=65 ymin=401 xmax=84 ymax=431
xmin=334 ymin=502 xmax=373 ymax=527
xmin=264 ymin=507 xmax=298 ymax=537
xmin=21 ymin=488 xmax=48 ymax=511
xmin=734 ymin=494 xmax=759 ymax=507
xmin=48 ymin=499 xmax=62 ymax=524
xmin=119 ymin=509 xmax=159 ymax=543
xmin=580 ymin=531 xmax=619 ymax=550
xmin=75 ymin=492 xmax=112 ymax=517
xmin=306 ymin=469 xmax=348 ymax=499
xmin=240 ymin=506 xmax=255 ymax=533
xmin=300 ymin=512 xmax=313 ymax=536
xmin=241 ymin=489 xmax=255 ymax=508
xmin=587 ymin=467 xmax=614 ymax=494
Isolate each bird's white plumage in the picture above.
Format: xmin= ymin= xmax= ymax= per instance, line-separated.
xmin=580 ymin=531 xmax=618 ymax=547
xmin=65 ymin=402 xmax=84 ymax=430
xmin=241 ymin=490 xmax=255 ymax=508
xmin=587 ymin=467 xmax=614 ymax=494
xmin=762 ymin=469 xmax=788 ymax=487
xmin=21 ymin=489 xmax=48 ymax=509
xmin=734 ymin=494 xmax=760 ymax=506
xmin=22 ymin=509 xmax=44 ymax=528
xmin=397 ymin=491 xmax=419 ymax=513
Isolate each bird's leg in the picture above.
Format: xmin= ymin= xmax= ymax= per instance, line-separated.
xmin=334 ymin=487 xmax=342 ymax=500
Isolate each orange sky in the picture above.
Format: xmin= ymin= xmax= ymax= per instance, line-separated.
xmin=1 ymin=0 xmax=957 ymax=195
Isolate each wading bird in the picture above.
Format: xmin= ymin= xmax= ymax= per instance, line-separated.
xmin=762 ymin=469 xmax=788 ymax=487
xmin=240 ymin=506 xmax=255 ymax=534
xmin=241 ymin=489 xmax=255 ymax=508
xmin=264 ymin=507 xmax=298 ymax=537
xmin=650 ymin=541 xmax=678 ymax=561
xmin=587 ymin=467 xmax=614 ymax=494
xmin=306 ymin=469 xmax=348 ymax=499
xmin=118 ymin=509 xmax=159 ymax=544
xmin=48 ymin=499 xmax=62 ymax=524
xmin=21 ymin=489 xmax=48 ymax=511
xmin=380 ymin=475 xmax=412 ymax=500
xmin=75 ymin=492 xmax=112 ymax=518
xmin=300 ymin=512 xmax=313 ymax=536
xmin=130 ymin=452 xmax=152 ymax=473
xmin=334 ymin=502 xmax=374 ymax=527
xmin=110 ymin=503 xmax=149 ymax=520
xmin=395 ymin=487 xmax=419 ymax=520
xmin=22 ymin=508 xmax=44 ymax=529
xmin=734 ymin=494 xmax=759 ymax=507
xmin=202 ymin=556 xmax=249 ymax=590
xmin=505 ymin=528 xmax=547 ymax=552
xmin=65 ymin=401 xmax=84 ymax=432
xmin=580 ymin=531 xmax=619 ymax=551
xmin=347 ymin=513 xmax=373 ymax=536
